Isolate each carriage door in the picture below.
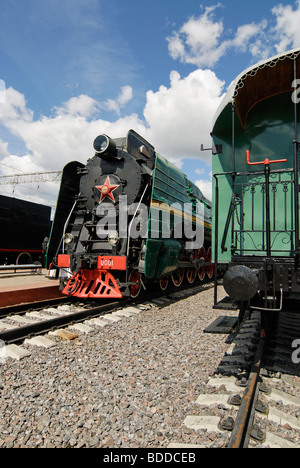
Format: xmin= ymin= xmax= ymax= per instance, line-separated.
xmin=234 ymin=151 xmax=296 ymax=259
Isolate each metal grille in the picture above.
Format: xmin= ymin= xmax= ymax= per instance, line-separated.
xmin=232 ymin=170 xmax=295 ymax=256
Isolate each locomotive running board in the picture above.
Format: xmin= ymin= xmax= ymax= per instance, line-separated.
xmin=62 ymin=269 xmax=123 ymax=299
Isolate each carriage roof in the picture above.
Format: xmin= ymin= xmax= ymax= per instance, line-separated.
xmin=212 ymin=47 xmax=300 ymax=133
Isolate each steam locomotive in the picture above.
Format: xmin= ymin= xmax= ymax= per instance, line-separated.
xmin=212 ymin=47 xmax=300 ymax=314
xmin=47 ymin=130 xmax=212 ymax=299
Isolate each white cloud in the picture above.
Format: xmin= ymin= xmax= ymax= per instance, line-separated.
xmin=0 ymin=96 xmax=143 ymax=207
xmin=272 ymin=0 xmax=300 ymax=53
xmin=53 ymin=86 xmax=134 ymax=118
xmin=0 ymin=86 xmax=138 ymax=172
xmin=104 ymin=86 xmax=133 ymax=115
xmin=233 ymin=23 xmax=259 ymax=51
xmin=0 ymin=148 xmax=61 ymax=209
xmin=0 ymin=87 xmax=33 ymax=125
xmin=0 ymin=139 xmax=9 ymax=159
xmin=232 ymin=21 xmax=268 ymax=55
xmin=0 ymin=69 xmax=225 ymax=206
xmin=195 ymin=172 xmax=213 ymax=201
xmin=167 ymin=2 xmax=300 ymax=68
xmin=54 ymin=95 xmax=100 ymax=118
xmin=167 ymin=5 xmax=226 ymax=68
xmin=195 ymin=168 xmax=205 ymax=175
xmin=195 ymin=181 xmax=212 ymax=202
xmin=0 ymin=69 xmax=224 ymax=169
xmin=0 ymin=154 xmax=43 ymax=174
xmin=0 ymin=79 xmax=5 ymax=104
xmin=143 ymin=69 xmax=225 ymax=162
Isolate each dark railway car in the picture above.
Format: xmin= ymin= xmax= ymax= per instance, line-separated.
xmin=47 ymin=129 xmax=212 ymax=299
xmin=211 ymin=48 xmax=300 ymax=314
xmin=0 ymin=194 xmax=51 ymax=265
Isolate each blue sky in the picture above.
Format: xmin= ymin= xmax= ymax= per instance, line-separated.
xmin=0 ymin=0 xmax=300 ymax=207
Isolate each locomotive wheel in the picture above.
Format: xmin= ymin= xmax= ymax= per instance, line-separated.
xmin=171 ymin=268 xmax=184 ymax=287
xmin=16 ymin=252 xmax=32 ymax=265
xmin=159 ymin=277 xmax=169 ymax=291
xmin=198 ymin=246 xmax=206 ymax=282
xmin=186 ymin=269 xmax=197 ymax=284
xmin=206 ymin=247 xmax=214 ymax=279
xmin=129 ymin=270 xmax=142 ymax=298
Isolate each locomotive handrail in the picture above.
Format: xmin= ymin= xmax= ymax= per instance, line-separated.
xmin=246 ymin=150 xmax=288 ymax=258
xmin=246 ymin=150 xmax=287 ymax=166
xmin=62 ymin=199 xmax=79 ymax=254
xmin=214 ymin=167 xmax=293 ymax=178
xmin=221 ymin=194 xmax=236 ymax=253
xmin=126 ymin=183 xmax=149 ymax=257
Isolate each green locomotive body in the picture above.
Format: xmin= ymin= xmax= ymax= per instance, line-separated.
xmin=145 ymin=152 xmax=212 ymax=279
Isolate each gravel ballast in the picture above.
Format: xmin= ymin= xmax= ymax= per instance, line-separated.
xmin=0 ymin=285 xmax=237 ymax=448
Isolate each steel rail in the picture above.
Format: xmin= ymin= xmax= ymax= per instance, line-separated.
xmin=227 ymin=330 xmax=265 ymax=448
xmin=0 ymin=299 xmax=126 ymax=344
xmin=0 ymin=297 xmax=70 ymax=318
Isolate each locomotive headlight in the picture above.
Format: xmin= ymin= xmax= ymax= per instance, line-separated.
xmin=94 ymin=135 xmax=117 ymax=157
xmin=108 ymin=231 xmax=120 ymax=246
xmin=64 ymin=233 xmax=75 ymax=245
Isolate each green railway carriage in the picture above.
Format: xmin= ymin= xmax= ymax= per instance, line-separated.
xmin=211 ymin=48 xmax=300 ymax=311
xmin=47 ymin=130 xmax=212 ymax=299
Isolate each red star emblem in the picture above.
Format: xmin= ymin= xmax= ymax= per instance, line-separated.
xmin=96 ymin=176 xmax=119 ymax=203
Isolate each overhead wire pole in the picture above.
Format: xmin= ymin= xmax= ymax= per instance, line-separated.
xmin=0 ymin=170 xmax=62 ymax=185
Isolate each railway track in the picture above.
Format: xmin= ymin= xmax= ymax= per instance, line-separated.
xmin=2 ymin=282 xmax=300 ymax=448
xmin=0 ymin=299 xmax=124 ymax=345
xmin=172 ymin=305 xmax=300 ymax=449
xmin=227 ymin=329 xmax=265 ymax=448
xmin=0 ymin=281 xmax=211 ymax=355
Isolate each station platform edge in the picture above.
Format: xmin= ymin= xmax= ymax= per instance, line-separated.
xmin=0 ymin=270 xmax=63 ymax=308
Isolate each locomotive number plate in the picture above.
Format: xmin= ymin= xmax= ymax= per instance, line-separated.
xmin=97 ymin=256 xmax=127 ymax=271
